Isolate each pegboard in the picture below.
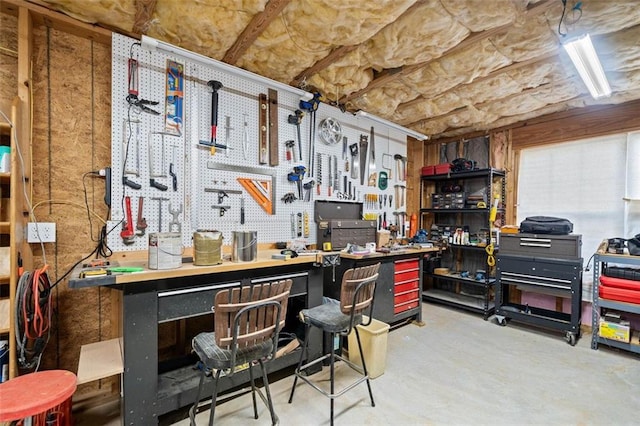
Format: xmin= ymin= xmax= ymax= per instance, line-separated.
xmin=109 ymin=34 xmax=410 ymax=252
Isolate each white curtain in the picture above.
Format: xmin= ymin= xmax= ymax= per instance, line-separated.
xmin=517 ymin=133 xmax=629 ymax=300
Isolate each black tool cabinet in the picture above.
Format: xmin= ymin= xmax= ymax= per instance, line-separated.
xmin=419 ymin=168 xmax=506 ymax=320
xmin=495 ymin=233 xmax=583 ymax=345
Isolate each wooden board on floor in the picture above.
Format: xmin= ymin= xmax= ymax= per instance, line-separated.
xmin=76 ymin=338 xmax=123 ymax=385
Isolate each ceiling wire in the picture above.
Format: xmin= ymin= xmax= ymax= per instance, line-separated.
xmin=558 ymin=0 xmax=583 ymax=37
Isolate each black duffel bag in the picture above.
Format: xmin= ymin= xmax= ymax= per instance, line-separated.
xmin=519 ymin=216 xmax=573 ymax=235
xmin=628 ymin=234 xmax=640 ymax=256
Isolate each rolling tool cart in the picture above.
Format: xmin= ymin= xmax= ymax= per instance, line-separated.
xmin=495 ymin=233 xmax=583 ymax=345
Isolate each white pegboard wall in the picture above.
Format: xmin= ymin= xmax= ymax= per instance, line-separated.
xmin=109 ymin=34 xmax=410 ymax=252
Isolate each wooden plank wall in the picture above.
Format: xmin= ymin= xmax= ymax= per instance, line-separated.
xmin=31 ymin=26 xmax=112 ymax=390
xmin=1 ymin=11 xmax=113 ymax=395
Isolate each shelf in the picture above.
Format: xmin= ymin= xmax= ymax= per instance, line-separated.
xmin=422 ymin=288 xmax=495 ymax=312
xmin=598 ymin=298 xmax=640 ymax=315
xmin=428 ymin=272 xmax=495 ymax=287
xmin=0 ymin=172 xmax=9 ymax=183
xmin=445 ymin=244 xmax=491 ymax=252
xmin=0 ymin=122 xmax=9 ymax=136
xmin=594 ymin=336 xmax=640 ymax=354
xmin=421 ymin=168 xmax=506 ymax=182
xmin=421 ymin=207 xmax=492 ymax=214
xmin=76 ymin=338 xmax=124 ymax=385
xmin=0 ymin=298 xmax=9 ymax=333
xmin=0 ymin=222 xmax=9 ymax=234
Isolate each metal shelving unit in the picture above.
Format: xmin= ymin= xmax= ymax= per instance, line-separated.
xmin=592 ymin=251 xmax=640 ymax=354
xmin=420 ymin=168 xmax=505 ymax=320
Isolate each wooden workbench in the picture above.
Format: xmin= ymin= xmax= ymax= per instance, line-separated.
xmin=69 ymin=250 xmax=329 ymax=425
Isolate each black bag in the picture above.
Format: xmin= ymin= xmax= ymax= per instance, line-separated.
xmin=450 ymin=158 xmax=476 ymax=172
xmin=628 ymin=234 xmax=640 ymax=256
xmin=519 ymin=216 xmax=573 ymax=235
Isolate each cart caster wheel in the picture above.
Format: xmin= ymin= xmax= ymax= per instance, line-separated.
xmin=496 ymin=316 xmax=507 ymax=326
xmin=565 ymin=332 xmax=577 ymax=346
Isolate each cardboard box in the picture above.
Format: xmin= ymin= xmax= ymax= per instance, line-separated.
xmin=599 ymin=319 xmax=631 ymax=343
xmin=377 ymin=230 xmax=390 ymax=247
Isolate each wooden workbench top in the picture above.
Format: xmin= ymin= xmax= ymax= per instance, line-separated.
xmin=68 ymin=246 xmax=440 ymax=288
xmin=339 ymin=246 xmax=440 ymax=260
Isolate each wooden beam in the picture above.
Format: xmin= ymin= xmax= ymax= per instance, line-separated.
xmin=222 ymin=0 xmax=291 ymax=65
xmin=290 ymin=45 xmax=358 ymax=87
xmin=511 ymin=98 xmax=640 ymax=148
xmin=340 ymin=0 xmax=556 ymax=104
xmin=1 ymin=0 xmax=111 ymax=44
xmin=132 ymin=0 xmax=157 ymax=35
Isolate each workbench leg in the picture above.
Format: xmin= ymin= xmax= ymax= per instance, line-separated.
xmin=122 ymin=291 xmax=159 ymax=425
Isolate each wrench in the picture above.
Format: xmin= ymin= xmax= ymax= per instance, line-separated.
xmin=168 ymin=202 xmax=183 ymax=233
xmin=136 ymin=197 xmax=147 ymax=236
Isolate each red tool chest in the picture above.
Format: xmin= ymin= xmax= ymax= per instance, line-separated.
xmin=393 ymin=258 xmax=420 ymax=314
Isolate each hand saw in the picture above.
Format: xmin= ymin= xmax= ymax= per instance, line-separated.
xmin=359 ymin=134 xmax=368 ymax=186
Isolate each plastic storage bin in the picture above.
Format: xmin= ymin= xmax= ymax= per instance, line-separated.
xmin=348 ymin=317 xmax=390 ymax=379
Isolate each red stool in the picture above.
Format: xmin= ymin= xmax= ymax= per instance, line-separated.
xmin=0 ymin=370 xmax=77 ymax=425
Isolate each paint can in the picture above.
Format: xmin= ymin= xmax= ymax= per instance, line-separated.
xmin=232 ymin=231 xmax=257 ymax=262
xmin=193 ymin=230 xmax=223 ymax=266
xmin=148 ymin=232 xmax=182 ymax=270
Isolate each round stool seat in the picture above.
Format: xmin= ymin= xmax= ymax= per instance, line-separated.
xmin=0 ymin=369 xmax=77 ymax=421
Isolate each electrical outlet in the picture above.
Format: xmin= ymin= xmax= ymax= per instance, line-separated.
xmin=27 ymin=222 xmax=56 ymax=243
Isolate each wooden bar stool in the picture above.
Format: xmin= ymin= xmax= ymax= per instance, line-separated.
xmin=0 ymin=370 xmax=77 ymax=425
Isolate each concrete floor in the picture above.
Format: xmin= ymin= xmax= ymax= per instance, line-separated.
xmin=76 ymin=302 xmax=640 ymax=425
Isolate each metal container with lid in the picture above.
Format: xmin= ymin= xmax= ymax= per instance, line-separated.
xmin=193 ymin=230 xmax=223 ymax=266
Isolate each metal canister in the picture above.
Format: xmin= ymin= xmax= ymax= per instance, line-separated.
xmin=193 ymin=230 xmax=223 ymax=266
xmin=232 ymin=231 xmax=257 ymax=262
xmin=148 ymin=232 xmax=182 ymax=270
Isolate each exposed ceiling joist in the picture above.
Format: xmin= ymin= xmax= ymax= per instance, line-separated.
xmin=132 ymin=0 xmax=156 ymax=35
xmin=222 ymin=0 xmax=291 ymax=65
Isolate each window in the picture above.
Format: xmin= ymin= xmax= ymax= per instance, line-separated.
xmin=517 ymin=132 xmax=632 ymax=299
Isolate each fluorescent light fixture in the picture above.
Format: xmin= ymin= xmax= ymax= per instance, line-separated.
xmin=563 ymin=34 xmax=611 ymax=99
xmin=140 ymin=35 xmax=313 ymax=101
xmin=355 ymin=110 xmax=429 ymax=141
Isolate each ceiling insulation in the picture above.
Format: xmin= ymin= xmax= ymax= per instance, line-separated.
xmin=38 ymin=0 xmax=640 ymax=139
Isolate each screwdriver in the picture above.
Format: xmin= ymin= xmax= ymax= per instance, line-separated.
xmin=240 ymin=198 xmax=245 ymax=225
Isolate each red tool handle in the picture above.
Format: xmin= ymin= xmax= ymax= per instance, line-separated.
xmin=120 ymin=196 xmax=134 ymax=239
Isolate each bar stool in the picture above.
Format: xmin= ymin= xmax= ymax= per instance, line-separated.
xmin=0 ymin=369 xmax=77 ymax=425
xmin=288 ymin=263 xmax=380 ymax=425
xmin=189 ymin=280 xmax=292 ymax=426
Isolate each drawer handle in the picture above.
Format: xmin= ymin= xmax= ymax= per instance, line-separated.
xmin=158 ymin=282 xmax=240 ymax=297
xmin=519 ymin=242 xmax=552 ymax=248
xmin=251 ymin=271 xmax=309 ymax=283
xmin=500 ymin=277 xmax=570 ymax=290
xmin=501 ymin=271 xmax=571 ymax=284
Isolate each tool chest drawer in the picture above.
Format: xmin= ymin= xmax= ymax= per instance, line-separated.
xmin=497 ymin=255 xmax=582 ymax=291
xmin=394 ymin=299 xmax=420 ymax=314
xmin=395 ymin=258 xmax=419 ymax=272
xmin=158 ymin=281 xmax=241 ymax=322
xmin=499 ymin=233 xmax=582 ymax=259
xmin=395 ymin=280 xmax=419 ymax=295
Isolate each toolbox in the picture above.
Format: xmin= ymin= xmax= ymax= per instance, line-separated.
xmin=499 ymin=233 xmax=582 ymax=259
xmin=317 ymin=220 xmax=377 ymax=250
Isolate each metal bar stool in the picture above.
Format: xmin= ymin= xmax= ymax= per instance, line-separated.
xmin=288 ymin=263 xmax=380 ymax=425
xmin=189 ymin=279 xmax=292 ymax=426
xmin=0 ymin=369 xmax=77 ymax=425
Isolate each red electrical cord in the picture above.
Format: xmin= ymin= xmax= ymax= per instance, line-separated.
xmin=22 ymin=264 xmax=52 ymax=340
